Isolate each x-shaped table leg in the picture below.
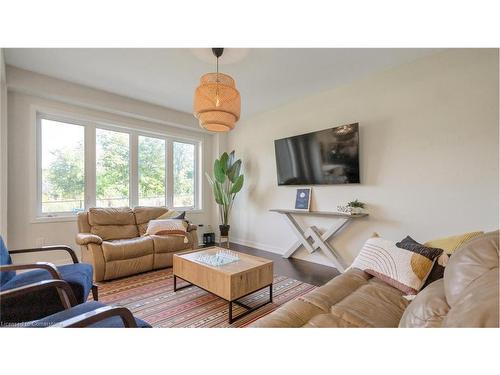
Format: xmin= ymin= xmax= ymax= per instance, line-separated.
xmin=280 ymin=212 xmax=349 ymax=272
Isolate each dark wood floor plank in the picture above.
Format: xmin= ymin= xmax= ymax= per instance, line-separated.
xmin=228 ymin=242 xmax=340 ymax=286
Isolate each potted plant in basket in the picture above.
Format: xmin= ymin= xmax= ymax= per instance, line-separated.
xmin=206 ymin=151 xmax=244 ymax=237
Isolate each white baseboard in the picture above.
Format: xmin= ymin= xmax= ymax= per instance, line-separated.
xmin=230 ymin=237 xmax=285 ymax=255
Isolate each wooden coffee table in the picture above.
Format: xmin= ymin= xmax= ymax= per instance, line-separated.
xmin=173 ymin=247 xmax=274 ymax=323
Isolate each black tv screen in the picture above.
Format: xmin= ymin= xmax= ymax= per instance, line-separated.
xmin=274 ymin=123 xmax=360 ymax=185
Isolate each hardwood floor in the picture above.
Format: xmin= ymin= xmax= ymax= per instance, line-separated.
xmin=228 ymin=242 xmax=340 ymax=286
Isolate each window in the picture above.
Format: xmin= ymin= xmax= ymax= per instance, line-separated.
xmin=173 ymin=141 xmax=195 ymax=208
xmin=96 ymin=129 xmax=130 ymax=207
xmin=36 ymin=113 xmax=201 ymax=218
xmin=40 ymin=119 xmax=85 ymax=214
xmin=139 ymin=136 xmax=166 ymax=206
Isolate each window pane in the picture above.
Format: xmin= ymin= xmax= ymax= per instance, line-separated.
xmin=41 ymin=119 xmax=85 ymax=213
xmin=173 ymin=141 xmax=195 ymax=207
xmin=96 ymin=129 xmax=130 ymax=207
xmin=138 ymin=136 xmax=166 ymax=206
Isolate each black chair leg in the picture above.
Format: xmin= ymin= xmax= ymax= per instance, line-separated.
xmin=91 ymin=284 xmax=99 ymax=301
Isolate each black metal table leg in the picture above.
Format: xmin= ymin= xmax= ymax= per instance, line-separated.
xmin=228 ymin=283 xmax=273 ymax=324
xmin=173 ymin=275 xmax=193 ymax=292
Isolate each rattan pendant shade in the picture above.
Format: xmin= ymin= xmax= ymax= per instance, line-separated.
xmin=193 ymin=50 xmax=241 ymax=132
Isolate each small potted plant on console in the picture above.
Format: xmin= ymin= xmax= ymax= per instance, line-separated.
xmin=346 ymin=199 xmax=366 ymax=215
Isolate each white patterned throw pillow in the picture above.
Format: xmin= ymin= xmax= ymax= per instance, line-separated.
xmin=146 ymin=219 xmax=189 ymax=243
xmin=350 ymin=237 xmax=440 ymax=295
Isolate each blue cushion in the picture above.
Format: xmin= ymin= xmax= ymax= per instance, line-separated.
xmin=0 ymin=236 xmax=15 ymax=286
xmin=3 ymin=263 xmax=93 ymax=302
xmin=30 ymin=301 xmax=151 ymax=328
xmin=0 ymin=263 xmax=93 ymax=323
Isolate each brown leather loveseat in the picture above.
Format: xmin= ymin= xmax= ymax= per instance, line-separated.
xmin=251 ymin=231 xmax=499 ymax=328
xmin=76 ymin=206 xmax=198 ymax=281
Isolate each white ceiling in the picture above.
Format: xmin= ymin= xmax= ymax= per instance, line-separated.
xmin=5 ymin=48 xmax=439 ymax=117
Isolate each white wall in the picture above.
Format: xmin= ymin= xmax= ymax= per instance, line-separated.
xmin=0 ymin=50 xmax=7 ymax=240
xmin=227 ymin=49 xmax=499 ymax=267
xmin=6 ymin=68 xmax=222 ymax=264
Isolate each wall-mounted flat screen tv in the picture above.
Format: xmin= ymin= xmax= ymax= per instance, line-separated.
xmin=274 ymin=123 xmax=360 ymax=185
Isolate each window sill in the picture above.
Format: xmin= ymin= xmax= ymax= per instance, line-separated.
xmin=31 ymin=215 xmax=78 ymax=224
xmin=30 ymin=209 xmax=205 ymax=224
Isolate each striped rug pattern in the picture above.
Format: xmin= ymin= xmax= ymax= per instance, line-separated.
xmin=95 ymin=268 xmax=316 ymax=327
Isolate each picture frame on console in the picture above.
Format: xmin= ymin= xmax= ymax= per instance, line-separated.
xmin=294 ymin=188 xmax=312 ymax=211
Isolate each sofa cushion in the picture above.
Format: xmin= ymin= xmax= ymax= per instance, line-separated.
xmin=29 ymin=301 xmax=151 ymax=328
xmin=398 ymin=279 xmax=450 ymax=328
xmin=151 ymin=234 xmax=192 ymax=254
xmin=91 ymin=224 xmax=139 ymax=241
xmin=2 ymin=263 xmax=93 ymax=302
xmin=1 ymin=263 xmax=93 ymax=323
xmin=250 ymin=298 xmax=326 ymax=328
xmin=300 ymin=268 xmax=369 ymax=312
xmin=302 ymin=313 xmax=354 ymax=328
xmin=104 ymin=255 xmax=154 ymax=280
xmin=329 ymin=279 xmax=409 ymax=327
xmin=101 ymin=237 xmax=154 ymax=262
xmin=88 ymin=207 xmax=136 ymax=226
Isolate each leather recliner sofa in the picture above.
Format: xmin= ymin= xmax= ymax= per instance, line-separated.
xmin=251 ymin=231 xmax=499 ymax=328
xmin=76 ymin=206 xmax=198 ymax=282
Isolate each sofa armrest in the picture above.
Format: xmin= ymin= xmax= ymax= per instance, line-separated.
xmin=76 ymin=233 xmax=103 ymax=246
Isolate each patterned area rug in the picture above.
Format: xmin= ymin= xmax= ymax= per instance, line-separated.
xmin=95 ymin=268 xmax=315 ymax=327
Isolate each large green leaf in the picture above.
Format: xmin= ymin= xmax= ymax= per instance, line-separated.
xmin=213 ymin=181 xmax=224 ymax=205
xmin=214 ymin=159 xmax=226 ymax=183
xmin=228 ymin=150 xmax=235 ymax=169
xmin=219 ymin=152 xmax=229 ymax=173
xmin=227 ymin=159 xmax=241 ymax=182
xmin=230 ymin=175 xmax=244 ymax=194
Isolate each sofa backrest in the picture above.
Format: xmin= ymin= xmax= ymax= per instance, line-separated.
xmin=133 ymin=206 xmax=168 ymax=236
xmin=77 ymin=206 xmax=170 ymax=241
xmin=400 ymin=230 xmax=499 ymax=327
xmin=441 ymin=230 xmax=499 ymax=327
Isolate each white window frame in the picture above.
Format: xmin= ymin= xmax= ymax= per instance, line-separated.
xmin=35 ymin=111 xmax=203 ymax=220
xmin=137 ymin=132 xmax=167 ymax=208
xmin=94 ymin=125 xmax=132 ymax=209
xmin=170 ymin=137 xmax=200 ymax=211
xmin=36 ymin=113 xmax=89 ymax=219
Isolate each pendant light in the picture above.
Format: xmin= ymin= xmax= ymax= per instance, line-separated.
xmin=193 ymin=48 xmax=241 ymax=132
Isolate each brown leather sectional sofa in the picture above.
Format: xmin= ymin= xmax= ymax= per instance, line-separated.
xmin=76 ymin=206 xmax=198 ymax=282
xmin=251 ymin=231 xmax=499 ymax=328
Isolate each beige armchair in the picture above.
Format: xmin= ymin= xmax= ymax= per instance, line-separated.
xmin=76 ymin=206 xmax=198 ymax=281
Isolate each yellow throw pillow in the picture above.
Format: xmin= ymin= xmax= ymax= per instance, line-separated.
xmin=424 ymin=231 xmax=483 ymax=254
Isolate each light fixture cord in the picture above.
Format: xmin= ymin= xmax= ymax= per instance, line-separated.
xmin=215 ymin=54 xmax=220 ymax=106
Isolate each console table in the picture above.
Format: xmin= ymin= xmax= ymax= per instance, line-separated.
xmin=269 ymin=209 xmax=368 ymax=272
